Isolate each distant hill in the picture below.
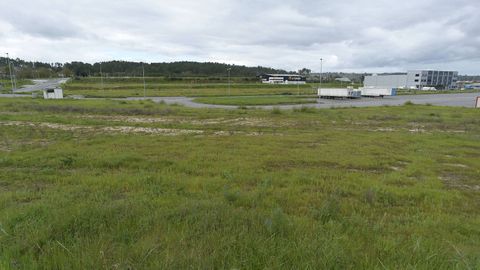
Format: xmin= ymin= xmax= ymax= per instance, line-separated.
xmin=0 ymin=57 xmax=290 ymax=79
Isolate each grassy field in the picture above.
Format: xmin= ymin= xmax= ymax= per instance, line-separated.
xmin=397 ymin=88 xmax=480 ymax=96
xmin=194 ymin=95 xmax=317 ymax=106
xmin=0 ymin=79 xmax=33 ymax=94
xmin=0 ymin=98 xmax=479 ymax=269
xmin=62 ymin=77 xmax=361 ymax=98
xmin=62 ymin=78 xmax=480 ymax=99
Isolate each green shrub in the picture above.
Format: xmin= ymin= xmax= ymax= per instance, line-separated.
xmin=265 ymin=207 xmax=290 ymax=236
xmin=312 ymin=196 xmax=341 ymax=223
xmin=271 ymin=107 xmax=282 ymax=115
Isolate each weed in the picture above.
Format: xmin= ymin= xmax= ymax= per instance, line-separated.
xmin=0 ymin=98 xmax=478 ymax=269
xmin=364 ymin=188 xmax=376 ymax=205
xmin=293 ymin=106 xmax=316 ymax=113
xmin=60 ymin=156 xmax=75 ymax=168
xmin=312 ymin=195 xmax=341 ymax=223
xmin=271 ymin=107 xmax=282 ymax=115
xmin=223 ymin=186 xmax=241 ymax=203
xmin=265 ymin=207 xmax=290 ymax=236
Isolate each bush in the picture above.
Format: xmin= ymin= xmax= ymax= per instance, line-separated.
xmin=60 ymin=156 xmax=75 ymax=168
xmin=223 ymin=187 xmax=240 ymax=203
xmin=293 ymin=106 xmax=316 ymax=113
xmin=364 ymin=188 xmax=376 ymax=205
xmin=271 ymin=107 xmax=282 ymax=115
xmin=312 ymin=196 xmax=341 ymax=223
xmin=265 ymin=207 xmax=290 ymax=236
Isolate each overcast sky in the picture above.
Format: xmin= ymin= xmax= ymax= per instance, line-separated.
xmin=1 ymin=0 xmax=479 ymax=74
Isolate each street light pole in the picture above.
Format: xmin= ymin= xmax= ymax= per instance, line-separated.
xmin=227 ymin=68 xmax=232 ymax=96
xmin=13 ymin=66 xmax=17 ymax=90
xmin=142 ymin=63 xmax=146 ymax=98
xmin=319 ymin=58 xmax=323 ymax=96
xmin=100 ymin=62 xmax=104 ymax=94
xmin=6 ymin=53 xmax=15 ymax=94
xmin=418 ymin=72 xmax=421 ymax=93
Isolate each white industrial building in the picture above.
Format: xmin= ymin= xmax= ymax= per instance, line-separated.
xmin=364 ymin=70 xmax=458 ymax=90
xmin=260 ymin=74 xmax=306 ymax=84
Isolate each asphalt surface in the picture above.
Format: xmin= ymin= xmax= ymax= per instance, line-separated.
xmin=1 ymin=78 xmax=479 ymax=109
xmin=128 ymin=93 xmax=480 ymax=109
xmin=14 ymin=78 xmax=69 ymax=93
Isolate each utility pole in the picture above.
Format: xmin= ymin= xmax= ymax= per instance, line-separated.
xmin=227 ymin=68 xmax=231 ymax=96
xmin=100 ymin=62 xmax=104 ymax=94
xmin=319 ymin=58 xmax=323 ymax=96
xmin=6 ymin=53 xmax=14 ymax=95
xmin=12 ymin=59 xmax=17 ymax=91
xmin=418 ymin=70 xmax=422 ymax=94
xmin=142 ymin=63 xmax=146 ymax=98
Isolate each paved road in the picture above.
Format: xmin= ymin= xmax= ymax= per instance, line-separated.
xmin=1 ymin=82 xmax=479 ymax=109
xmin=127 ymin=92 xmax=480 ymax=109
xmin=14 ymin=78 xmax=69 ymax=93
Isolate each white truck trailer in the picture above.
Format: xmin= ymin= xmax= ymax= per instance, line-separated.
xmin=359 ymin=87 xmax=397 ymax=97
xmin=318 ymin=87 xmax=361 ymax=99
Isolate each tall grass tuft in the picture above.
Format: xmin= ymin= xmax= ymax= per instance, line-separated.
xmin=271 ymin=107 xmax=282 ymax=115
xmin=265 ymin=207 xmax=290 ymax=236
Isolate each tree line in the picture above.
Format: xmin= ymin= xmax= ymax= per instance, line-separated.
xmin=0 ymin=57 xmax=290 ymax=79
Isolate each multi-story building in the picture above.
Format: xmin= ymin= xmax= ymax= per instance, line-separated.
xmin=364 ymin=70 xmax=458 ymax=90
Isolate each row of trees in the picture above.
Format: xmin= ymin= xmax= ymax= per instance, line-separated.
xmin=1 ymin=57 xmax=371 ymax=83
xmin=65 ymin=61 xmax=289 ymax=77
xmin=0 ymin=57 xmax=290 ymax=79
xmin=0 ymin=57 xmax=65 ymax=79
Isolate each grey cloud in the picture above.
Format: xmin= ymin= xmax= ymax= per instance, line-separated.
xmin=0 ymin=0 xmax=479 ymax=73
xmin=2 ymin=4 xmax=83 ymax=39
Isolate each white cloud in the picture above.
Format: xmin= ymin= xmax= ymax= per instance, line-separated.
xmin=0 ymin=0 xmax=479 ymax=74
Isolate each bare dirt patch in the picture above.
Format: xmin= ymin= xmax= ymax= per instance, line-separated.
xmin=102 ymin=126 xmax=203 ymax=136
xmin=438 ymin=174 xmax=480 ymax=192
xmin=75 ymin=115 xmax=291 ymax=128
xmin=0 ymin=121 xmax=267 ymax=137
xmin=0 ymin=121 xmax=202 ymax=136
xmin=389 ymin=166 xmax=401 ymax=171
xmin=443 ymin=163 xmax=469 ymax=168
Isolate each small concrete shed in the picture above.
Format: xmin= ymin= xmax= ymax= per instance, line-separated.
xmin=43 ymin=88 xmax=63 ymax=99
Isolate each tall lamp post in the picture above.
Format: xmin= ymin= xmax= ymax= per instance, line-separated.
xmin=319 ymin=58 xmax=323 ymax=96
xmin=417 ymin=70 xmax=422 ymax=94
xmin=227 ymin=68 xmax=232 ymax=96
xmin=100 ymin=62 xmax=104 ymax=94
xmin=142 ymin=63 xmax=146 ymax=98
xmin=6 ymin=53 xmax=15 ymax=94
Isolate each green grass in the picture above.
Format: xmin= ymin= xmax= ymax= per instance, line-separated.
xmin=62 ymin=77 xmax=360 ymax=98
xmin=0 ymin=98 xmax=479 ymax=269
xmin=397 ymin=88 xmax=480 ymax=95
xmin=63 ymin=77 xmax=479 ymax=99
xmin=0 ymin=79 xmax=33 ymax=94
xmin=194 ymin=95 xmax=317 ymax=106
